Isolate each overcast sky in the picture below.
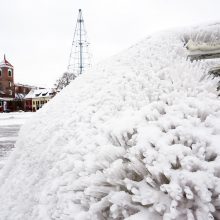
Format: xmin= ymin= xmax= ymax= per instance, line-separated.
xmin=1 ymin=0 xmax=220 ymax=87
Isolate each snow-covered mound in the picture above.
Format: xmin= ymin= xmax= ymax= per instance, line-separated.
xmin=0 ymin=23 xmax=220 ymax=220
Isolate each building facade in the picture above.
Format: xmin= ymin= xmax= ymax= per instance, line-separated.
xmin=25 ymin=88 xmax=56 ymax=111
xmin=0 ymin=55 xmax=45 ymax=112
xmin=14 ymin=83 xmax=36 ymax=111
xmin=0 ymin=55 xmax=15 ymax=112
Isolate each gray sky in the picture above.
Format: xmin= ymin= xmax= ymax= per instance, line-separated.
xmin=1 ymin=0 xmax=220 ymax=87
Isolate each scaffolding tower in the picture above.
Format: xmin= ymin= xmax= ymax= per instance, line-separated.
xmin=67 ymin=9 xmax=91 ymax=76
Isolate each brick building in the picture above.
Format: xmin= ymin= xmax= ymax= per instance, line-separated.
xmin=0 ymin=55 xmax=15 ymax=112
xmin=14 ymin=83 xmax=36 ymax=111
xmin=0 ymin=55 xmax=36 ymax=112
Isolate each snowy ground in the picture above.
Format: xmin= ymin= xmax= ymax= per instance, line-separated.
xmin=0 ymin=112 xmax=34 ymax=168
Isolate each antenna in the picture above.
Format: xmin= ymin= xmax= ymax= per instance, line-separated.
xmin=67 ymin=9 xmax=91 ymax=76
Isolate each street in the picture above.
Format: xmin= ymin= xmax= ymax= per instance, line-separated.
xmin=0 ymin=112 xmax=34 ymax=168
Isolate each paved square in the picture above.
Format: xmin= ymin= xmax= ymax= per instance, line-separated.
xmin=0 ymin=112 xmax=34 ymax=168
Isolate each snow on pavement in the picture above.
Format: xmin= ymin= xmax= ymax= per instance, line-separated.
xmin=0 ymin=112 xmax=34 ymax=168
xmin=0 ymin=23 xmax=220 ymax=219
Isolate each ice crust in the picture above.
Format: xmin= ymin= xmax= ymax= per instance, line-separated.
xmin=0 ymin=23 xmax=220 ymax=219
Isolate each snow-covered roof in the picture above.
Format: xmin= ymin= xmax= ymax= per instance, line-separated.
xmin=0 ymin=55 xmax=13 ymax=68
xmin=24 ymin=88 xmax=55 ymax=99
xmin=14 ymin=83 xmax=36 ymax=89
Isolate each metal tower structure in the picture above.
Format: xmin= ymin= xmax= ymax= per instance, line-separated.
xmin=67 ymin=9 xmax=91 ymax=76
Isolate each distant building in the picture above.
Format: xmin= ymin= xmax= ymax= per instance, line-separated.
xmin=0 ymin=55 xmax=15 ymax=112
xmin=15 ymin=83 xmax=35 ymax=98
xmin=0 ymin=55 xmax=55 ymax=112
xmin=14 ymin=83 xmax=36 ymax=111
xmin=25 ymin=88 xmax=56 ymax=111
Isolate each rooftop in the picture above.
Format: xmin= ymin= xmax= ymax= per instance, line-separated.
xmin=25 ymin=88 xmax=56 ymax=99
xmin=0 ymin=55 xmax=13 ymax=68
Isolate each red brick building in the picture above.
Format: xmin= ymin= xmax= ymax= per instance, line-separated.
xmin=14 ymin=83 xmax=36 ymax=111
xmin=0 ymin=55 xmax=35 ymax=112
xmin=0 ymin=55 xmax=15 ymax=112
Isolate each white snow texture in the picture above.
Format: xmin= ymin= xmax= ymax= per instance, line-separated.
xmin=0 ymin=23 xmax=220 ymax=220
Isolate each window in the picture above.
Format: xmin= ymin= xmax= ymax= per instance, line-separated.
xmin=0 ymin=69 xmax=2 ymax=77
xmin=9 ymin=81 xmax=12 ymax=88
xmin=33 ymin=101 xmax=35 ymax=105
xmin=8 ymin=90 xmax=12 ymax=96
xmin=8 ymin=69 xmax=12 ymax=77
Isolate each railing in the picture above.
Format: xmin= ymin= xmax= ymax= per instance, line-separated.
xmin=187 ymin=40 xmax=220 ymax=61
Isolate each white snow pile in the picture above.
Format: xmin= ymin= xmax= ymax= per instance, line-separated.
xmin=0 ymin=23 xmax=220 ymax=220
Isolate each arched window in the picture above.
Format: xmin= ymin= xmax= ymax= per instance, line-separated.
xmin=8 ymin=69 xmax=12 ymax=77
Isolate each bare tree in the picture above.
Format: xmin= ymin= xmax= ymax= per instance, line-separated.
xmin=55 ymin=72 xmax=76 ymax=90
